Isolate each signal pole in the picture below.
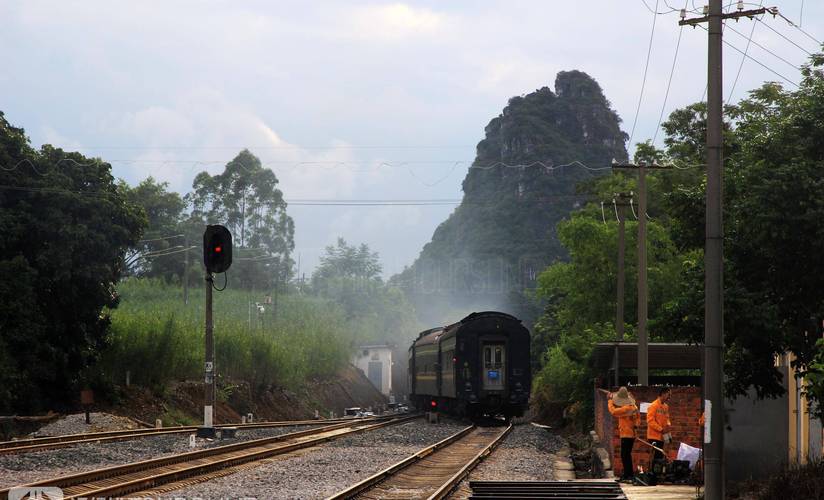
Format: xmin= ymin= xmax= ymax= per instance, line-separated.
xmin=612 ymin=163 xmax=670 ymax=385
xmin=680 ymin=5 xmax=770 ymax=498
xmin=204 ymin=272 xmax=215 ymax=432
xmin=200 ymin=225 xmax=232 ymax=438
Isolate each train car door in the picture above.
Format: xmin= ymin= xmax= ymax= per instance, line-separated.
xmin=481 ymin=343 xmax=505 ymax=390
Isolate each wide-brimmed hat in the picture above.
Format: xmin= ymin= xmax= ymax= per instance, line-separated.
xmin=612 ymin=386 xmax=635 ymax=407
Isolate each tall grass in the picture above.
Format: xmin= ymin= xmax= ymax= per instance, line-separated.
xmin=100 ymin=278 xmax=353 ymax=391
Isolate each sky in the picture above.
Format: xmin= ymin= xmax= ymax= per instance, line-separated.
xmin=2 ymin=1 xmax=821 ymax=276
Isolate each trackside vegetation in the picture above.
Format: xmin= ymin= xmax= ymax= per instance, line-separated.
xmin=100 ymin=279 xmax=359 ymax=391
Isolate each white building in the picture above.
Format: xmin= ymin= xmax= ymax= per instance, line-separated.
xmin=352 ymin=345 xmax=393 ymax=397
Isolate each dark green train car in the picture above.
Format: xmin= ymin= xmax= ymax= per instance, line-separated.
xmin=408 ymin=311 xmax=530 ymax=418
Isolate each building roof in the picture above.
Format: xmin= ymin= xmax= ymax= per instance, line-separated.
xmin=591 ymin=342 xmax=702 ymax=370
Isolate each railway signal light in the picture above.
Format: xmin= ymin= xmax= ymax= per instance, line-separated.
xmin=203 ymin=225 xmax=232 ymax=273
xmin=430 ymin=400 xmax=437 ymax=408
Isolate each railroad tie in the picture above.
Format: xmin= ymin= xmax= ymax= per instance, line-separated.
xmin=468 ymin=480 xmax=627 ymax=500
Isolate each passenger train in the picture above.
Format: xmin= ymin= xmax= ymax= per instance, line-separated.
xmin=408 ymin=311 xmax=531 ymax=418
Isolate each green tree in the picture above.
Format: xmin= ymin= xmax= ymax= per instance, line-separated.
xmin=311 ymin=238 xmax=384 ymax=319
xmin=530 ymin=173 xmax=683 ymax=419
xmin=189 ymin=149 xmax=294 ymax=289
xmin=311 ymin=238 xmax=421 ymax=346
xmin=0 ymin=111 xmax=145 ymax=411
xmin=122 ymin=177 xmax=187 ymax=281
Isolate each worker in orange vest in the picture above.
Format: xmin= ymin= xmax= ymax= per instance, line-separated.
xmin=608 ymin=387 xmax=641 ymax=481
xmin=646 ymin=387 xmax=672 ymax=462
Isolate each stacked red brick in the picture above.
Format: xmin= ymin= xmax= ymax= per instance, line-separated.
xmin=595 ymin=386 xmax=702 ymax=477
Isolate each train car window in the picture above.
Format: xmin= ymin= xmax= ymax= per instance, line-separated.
xmin=495 ymin=347 xmax=502 ymax=364
xmin=484 ymin=347 xmax=491 ymax=364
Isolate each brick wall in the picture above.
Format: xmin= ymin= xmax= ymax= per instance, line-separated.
xmin=595 ymin=386 xmax=702 ymax=477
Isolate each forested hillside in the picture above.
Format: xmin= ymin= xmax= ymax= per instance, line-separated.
xmin=394 ymin=71 xmax=628 ymax=325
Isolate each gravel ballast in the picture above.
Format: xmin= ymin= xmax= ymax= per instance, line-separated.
xmin=468 ymin=423 xmax=566 ymax=481
xmin=28 ymin=412 xmax=142 ymax=437
xmin=169 ymin=418 xmax=469 ymax=499
xmin=448 ymin=423 xmax=568 ymax=499
xmin=0 ymin=424 xmax=320 ymax=489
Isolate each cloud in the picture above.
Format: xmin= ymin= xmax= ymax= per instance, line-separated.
xmin=345 ymin=3 xmax=444 ymax=41
xmin=109 ymin=87 xmax=363 ymax=200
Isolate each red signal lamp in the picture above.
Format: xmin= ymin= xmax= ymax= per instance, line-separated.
xmin=214 ymin=245 xmax=222 ymax=253
xmin=430 ymin=400 xmax=437 ymax=408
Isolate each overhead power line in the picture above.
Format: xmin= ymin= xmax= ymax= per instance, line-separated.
xmin=654 ymin=0 xmax=689 ymax=143
xmin=641 ymin=0 xmax=680 ymax=14
xmin=727 ymin=2 xmax=764 ymax=103
xmin=629 ymin=0 xmax=661 ymax=150
xmin=139 ymin=234 xmax=184 ymax=243
xmin=725 ymin=19 xmax=800 ymax=71
xmin=755 ymin=17 xmax=814 ymax=55
xmin=694 ymin=24 xmax=800 ymax=87
xmin=774 ymin=9 xmax=822 ymax=45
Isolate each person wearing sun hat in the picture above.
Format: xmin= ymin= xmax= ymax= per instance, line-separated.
xmin=608 ymin=386 xmax=641 ymax=481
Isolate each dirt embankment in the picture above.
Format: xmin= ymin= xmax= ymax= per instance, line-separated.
xmin=111 ymin=364 xmax=388 ymax=425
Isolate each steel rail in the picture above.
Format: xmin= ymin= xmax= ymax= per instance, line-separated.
xmin=0 ymin=416 xmax=374 ymax=455
xmin=428 ymin=423 xmax=512 ymax=500
xmin=328 ymin=422 xmax=511 ymax=500
xmin=0 ymin=414 xmax=419 ymax=500
xmin=326 ymin=424 xmax=477 ymax=500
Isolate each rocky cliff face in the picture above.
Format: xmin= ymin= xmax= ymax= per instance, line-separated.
xmin=394 ymin=71 xmax=627 ymax=326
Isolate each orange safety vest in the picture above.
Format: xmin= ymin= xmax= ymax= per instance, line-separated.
xmin=608 ymin=399 xmax=641 ymax=438
xmin=646 ymin=397 xmax=671 ymax=441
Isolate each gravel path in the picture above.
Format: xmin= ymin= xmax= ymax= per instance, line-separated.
xmin=28 ymin=412 xmax=142 ymax=437
xmin=169 ymin=418 xmax=470 ymax=499
xmin=0 ymin=425 xmax=320 ymax=489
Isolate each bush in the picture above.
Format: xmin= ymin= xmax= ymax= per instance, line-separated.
xmin=757 ymin=460 xmax=824 ymax=500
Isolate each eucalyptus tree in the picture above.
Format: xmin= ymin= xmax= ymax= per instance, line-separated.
xmin=189 ymin=150 xmax=294 ymax=289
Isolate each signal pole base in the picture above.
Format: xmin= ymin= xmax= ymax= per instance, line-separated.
xmin=196 ymin=426 xmax=217 ymax=439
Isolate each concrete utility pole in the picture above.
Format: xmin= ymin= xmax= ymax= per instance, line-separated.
xmin=680 ymin=4 xmax=770 ymax=499
xmin=613 ymin=194 xmax=632 ymax=387
xmin=612 ymin=163 xmax=670 ymax=385
xmin=183 ymin=235 xmax=189 ymax=305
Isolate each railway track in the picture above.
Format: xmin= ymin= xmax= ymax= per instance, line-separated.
xmin=0 ymin=416 xmax=376 ymax=455
xmin=0 ymin=414 xmax=419 ymax=500
xmin=328 ymin=422 xmax=512 ymax=500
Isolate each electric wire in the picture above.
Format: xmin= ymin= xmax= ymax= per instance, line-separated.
xmin=727 ymin=2 xmax=764 ymax=103
xmin=695 ymin=24 xmax=800 ymax=87
xmin=775 ymin=10 xmax=821 ymax=46
xmin=601 ymin=201 xmax=607 ymax=224
xmin=139 ymin=234 xmax=184 ymax=243
xmin=756 ymin=17 xmax=814 ymax=55
xmin=613 ymin=199 xmax=621 ymax=222
xmin=641 ymin=0 xmax=680 ymax=14
xmin=725 ymin=19 xmax=800 ymax=71
xmin=629 ymin=0 xmax=661 ymax=150
xmin=212 ymin=272 xmax=228 ymax=291
xmin=654 ymin=0 xmax=689 ymax=144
